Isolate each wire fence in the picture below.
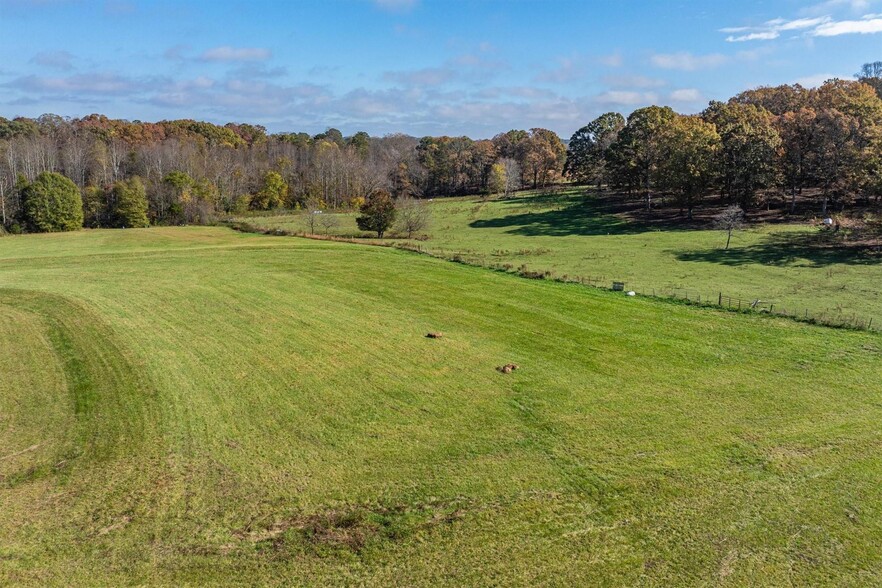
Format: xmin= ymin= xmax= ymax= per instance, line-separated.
xmin=225 ymin=221 xmax=879 ymax=334
xmin=397 ymin=243 xmax=880 ymax=333
xmin=627 ymin=287 xmax=875 ymax=331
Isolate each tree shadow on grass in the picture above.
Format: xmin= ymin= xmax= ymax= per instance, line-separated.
xmin=469 ymin=196 xmax=659 ymax=237
xmin=677 ymin=231 xmax=882 ymax=267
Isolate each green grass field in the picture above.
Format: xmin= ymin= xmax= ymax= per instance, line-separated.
xmin=2 ymin=226 xmax=882 ymax=585
xmin=236 ymin=189 xmax=882 ymax=325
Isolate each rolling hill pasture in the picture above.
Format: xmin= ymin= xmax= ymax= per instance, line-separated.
xmin=235 ymin=188 xmax=882 ymax=326
xmin=2 ymin=226 xmax=882 ymax=585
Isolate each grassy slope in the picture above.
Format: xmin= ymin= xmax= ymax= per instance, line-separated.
xmin=1 ymin=227 xmax=882 ymax=586
xmin=236 ymin=189 xmax=882 ymax=323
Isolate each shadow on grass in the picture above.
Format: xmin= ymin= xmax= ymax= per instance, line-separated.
xmin=469 ymin=194 xmax=655 ymax=236
xmin=677 ymin=232 xmax=881 ymax=267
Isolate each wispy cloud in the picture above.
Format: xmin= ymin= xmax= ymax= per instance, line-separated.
xmin=721 ymin=16 xmax=829 ymax=42
xmin=793 ymin=73 xmax=839 ymax=87
xmin=7 ymin=72 xmax=143 ymax=94
xmin=595 ymin=90 xmax=660 ymax=106
xmin=382 ymin=51 xmax=506 ymax=87
xmin=199 ymin=46 xmax=271 ymax=62
xmin=534 ymin=57 xmax=587 ymax=83
xmin=383 ymin=67 xmax=456 ymax=86
xmin=30 ymin=50 xmax=75 ymax=70
xmin=602 ymin=75 xmax=667 ymax=89
xmin=0 ymin=63 xmax=712 ymax=138
xmin=650 ymin=52 xmax=728 ymax=71
xmin=813 ymin=14 xmax=882 ymax=35
xmin=669 ymin=88 xmax=704 ymax=102
xmin=722 ymin=9 xmax=882 ymax=41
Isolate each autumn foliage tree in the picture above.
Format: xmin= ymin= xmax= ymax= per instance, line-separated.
xmin=252 ymin=171 xmax=288 ymax=210
xmin=777 ymin=107 xmax=818 ymax=212
xmin=2 ymin=68 xmax=882 ymax=235
xmin=607 ymin=105 xmax=677 ymax=210
xmin=356 ymin=190 xmax=396 ymax=238
xmin=488 ymin=162 xmax=506 ymax=197
xmin=656 ymin=116 xmax=721 ymax=219
xmin=565 ymin=112 xmax=625 ymax=188
xmin=701 ymin=101 xmax=781 ymax=209
xmin=521 ymin=128 xmax=566 ymax=188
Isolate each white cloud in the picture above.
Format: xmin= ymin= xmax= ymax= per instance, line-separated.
xmin=10 ymin=73 xmax=141 ymax=94
xmin=722 ymin=16 xmax=830 ymax=42
xmin=0 ymin=63 xmax=713 ymax=138
xmin=726 ymin=31 xmax=781 ymax=41
xmin=595 ymin=90 xmax=659 ymax=106
xmin=535 ymin=57 xmax=586 ymax=83
xmin=382 ymin=52 xmax=507 ymax=88
xmin=650 ymin=52 xmax=728 ymax=71
xmin=722 ymin=8 xmax=882 ymax=41
xmin=199 ymin=46 xmax=271 ymax=62
xmin=777 ymin=16 xmax=833 ymax=30
xmin=602 ymin=75 xmax=667 ymax=89
xmin=476 ymin=86 xmax=559 ymax=100
xmin=383 ymin=67 xmax=456 ymax=86
xmin=793 ymin=73 xmax=839 ymax=87
xmin=813 ymin=15 xmax=882 ymax=35
xmin=669 ymin=88 xmax=703 ymax=102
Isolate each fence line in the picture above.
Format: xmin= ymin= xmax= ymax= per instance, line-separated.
xmin=400 ymin=244 xmax=880 ymax=333
xmin=224 ymin=220 xmax=879 ymax=334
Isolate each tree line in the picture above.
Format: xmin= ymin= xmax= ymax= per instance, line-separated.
xmin=0 ymin=112 xmax=567 ymax=233
xmin=566 ymin=66 xmax=882 ymax=218
xmin=1 ymin=62 xmax=879 ymax=233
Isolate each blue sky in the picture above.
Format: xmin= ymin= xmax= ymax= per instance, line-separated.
xmin=0 ymin=0 xmax=879 ymax=138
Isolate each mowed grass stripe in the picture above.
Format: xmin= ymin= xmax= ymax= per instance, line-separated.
xmin=0 ymin=302 xmax=71 ymax=485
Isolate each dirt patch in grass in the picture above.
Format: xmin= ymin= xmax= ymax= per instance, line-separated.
xmin=235 ymin=498 xmax=473 ymax=554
